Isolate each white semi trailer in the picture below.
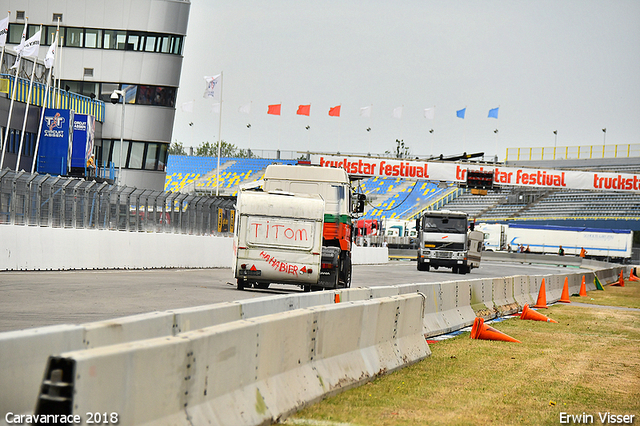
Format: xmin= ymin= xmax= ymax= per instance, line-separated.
xmin=477 ymin=223 xmax=633 ymax=260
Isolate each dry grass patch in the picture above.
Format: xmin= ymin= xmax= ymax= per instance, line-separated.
xmin=284 ymin=302 xmax=640 ymax=426
xmin=573 ymin=279 xmax=640 ymax=309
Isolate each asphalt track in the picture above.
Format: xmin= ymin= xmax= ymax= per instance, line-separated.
xmin=0 ymin=260 xmax=587 ymax=333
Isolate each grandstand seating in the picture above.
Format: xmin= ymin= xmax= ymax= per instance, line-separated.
xmin=439 ymin=190 xmax=506 ymax=218
xmin=165 ymin=155 xmax=296 ymax=193
xmin=164 ymin=155 xmax=640 ymax=230
xmin=361 ymin=179 xmax=448 ymax=220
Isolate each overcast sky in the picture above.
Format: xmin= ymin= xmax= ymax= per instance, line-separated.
xmin=172 ymin=1 xmax=640 ymax=161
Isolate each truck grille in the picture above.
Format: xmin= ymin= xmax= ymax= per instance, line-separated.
xmin=434 ymin=251 xmax=452 ymax=258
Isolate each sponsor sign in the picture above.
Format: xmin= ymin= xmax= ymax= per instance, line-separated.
xmin=37 ymin=108 xmax=74 ymax=176
xmin=71 ymin=114 xmax=96 ymax=169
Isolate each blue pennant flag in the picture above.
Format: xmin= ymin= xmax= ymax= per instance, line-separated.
xmin=456 ymin=108 xmax=466 ymax=119
xmin=488 ymin=107 xmax=499 ymax=119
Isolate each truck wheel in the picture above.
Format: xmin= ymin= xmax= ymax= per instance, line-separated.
xmin=237 ymin=279 xmax=245 ymax=291
xmin=452 ymin=266 xmax=458 ymax=274
xmin=458 ymin=266 xmax=467 ymax=275
xmin=255 ymin=283 xmax=270 ymax=289
xmin=303 ymin=285 xmax=311 ymax=292
xmin=417 ymin=261 xmax=429 ymax=271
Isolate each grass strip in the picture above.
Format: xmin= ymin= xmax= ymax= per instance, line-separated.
xmin=285 ymin=282 xmax=640 ymax=426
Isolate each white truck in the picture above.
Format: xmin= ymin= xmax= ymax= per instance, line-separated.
xmin=415 ymin=210 xmax=483 ymax=274
xmin=233 ymin=164 xmax=365 ymax=291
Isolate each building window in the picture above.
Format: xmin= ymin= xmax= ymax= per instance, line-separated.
xmin=8 ymin=24 xmax=183 ymax=54
xmin=65 ymin=27 xmax=83 ymax=47
xmin=52 ymin=13 xmax=63 ymax=23
xmin=85 ymin=28 xmax=102 ymax=48
xmin=104 ymin=30 xmax=127 ymax=50
xmin=98 ymin=140 xmax=169 ymax=172
xmin=129 ymin=142 xmax=145 ymax=169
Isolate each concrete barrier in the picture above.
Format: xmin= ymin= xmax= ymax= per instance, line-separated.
xmin=0 ymin=325 xmax=85 ymax=417
xmin=470 ymin=278 xmax=498 ymax=319
xmin=492 ymin=277 xmax=519 ymax=315
xmin=351 ymin=245 xmax=389 ymax=264
xmin=34 ymin=294 xmax=429 ymax=426
xmin=2 ymin=263 xmax=626 ymax=419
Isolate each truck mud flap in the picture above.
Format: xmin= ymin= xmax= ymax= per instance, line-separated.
xmin=319 ymin=246 xmax=341 ymax=289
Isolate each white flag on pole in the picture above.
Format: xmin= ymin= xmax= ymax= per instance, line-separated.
xmin=0 ymin=15 xmax=9 ymax=47
xmin=359 ymin=105 xmax=372 ymax=118
xmin=203 ymin=74 xmax=221 ymax=99
xmin=181 ymin=100 xmax=194 ymax=113
xmin=392 ymin=106 xmax=403 ymax=119
xmin=238 ymin=103 xmax=251 ymax=114
xmin=424 ymin=107 xmax=435 ymax=120
xmin=21 ymin=30 xmax=41 ymax=57
xmin=44 ymin=34 xmax=57 ymax=69
xmin=10 ymin=23 xmax=28 ymax=69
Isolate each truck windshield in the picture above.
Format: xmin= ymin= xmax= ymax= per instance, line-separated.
xmin=421 ymin=216 xmax=467 ymax=233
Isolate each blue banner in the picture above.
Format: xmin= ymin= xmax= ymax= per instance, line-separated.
xmin=37 ymin=108 xmax=74 ymax=176
xmin=71 ymin=114 xmax=96 ymax=170
xmin=456 ymin=108 xmax=466 ymax=119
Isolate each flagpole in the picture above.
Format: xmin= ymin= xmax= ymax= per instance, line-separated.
xmin=33 ymin=30 xmax=57 ymax=173
xmin=215 ymin=71 xmax=223 ymax=197
xmin=0 ymin=18 xmax=27 ymax=170
xmin=16 ymin=52 xmax=39 ymax=170
xmin=56 ymin=36 xmax=63 ymax=108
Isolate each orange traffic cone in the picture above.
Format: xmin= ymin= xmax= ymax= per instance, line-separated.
xmin=579 ymin=276 xmax=587 ymax=297
xmin=470 ymin=317 xmax=521 ymax=343
xmin=520 ymin=304 xmax=558 ymax=323
xmin=559 ymin=277 xmax=571 ymax=303
xmin=611 ymin=270 xmax=625 ymax=287
xmin=533 ymin=278 xmax=548 ymax=308
xmin=629 ymin=269 xmax=640 ymax=282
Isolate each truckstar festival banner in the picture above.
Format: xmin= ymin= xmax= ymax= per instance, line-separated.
xmin=309 ymin=154 xmax=640 ymax=193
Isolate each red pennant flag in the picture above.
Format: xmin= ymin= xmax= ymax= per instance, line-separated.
xmin=297 ymin=104 xmax=311 ymax=116
xmin=267 ymin=104 xmax=281 ymax=115
xmin=328 ymin=105 xmax=341 ymax=117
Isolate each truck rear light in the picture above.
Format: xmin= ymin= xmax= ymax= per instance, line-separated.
xmin=307 ymin=268 xmax=313 ymax=274
xmin=241 ymin=264 xmax=247 ymax=269
xmin=321 ymin=263 xmax=334 ymax=269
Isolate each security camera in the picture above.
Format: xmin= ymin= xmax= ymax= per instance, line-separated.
xmin=110 ymin=91 xmax=120 ymax=105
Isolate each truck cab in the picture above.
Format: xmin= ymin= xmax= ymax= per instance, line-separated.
xmin=415 ymin=210 xmax=483 ymax=274
xmin=234 ymin=164 xmax=364 ymax=291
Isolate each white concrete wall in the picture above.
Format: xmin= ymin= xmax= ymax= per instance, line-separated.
xmin=0 ymin=226 xmax=234 ymax=270
xmin=0 ymin=226 xmax=387 ymax=270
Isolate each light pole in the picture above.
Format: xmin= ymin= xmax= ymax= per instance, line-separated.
xmin=111 ymin=89 xmax=127 ymax=185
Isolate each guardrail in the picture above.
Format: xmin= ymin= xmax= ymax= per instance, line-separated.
xmin=505 ymin=143 xmax=640 ymax=161
xmin=0 ymin=264 xmax=628 ymax=425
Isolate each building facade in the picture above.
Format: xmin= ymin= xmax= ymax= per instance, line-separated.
xmin=2 ymin=0 xmax=190 ymax=190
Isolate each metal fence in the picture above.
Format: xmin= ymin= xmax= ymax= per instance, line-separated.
xmin=0 ymin=169 xmax=235 ymax=235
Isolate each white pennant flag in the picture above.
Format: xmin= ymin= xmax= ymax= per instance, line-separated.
xmin=238 ymin=103 xmax=251 ymax=114
xmin=181 ymin=100 xmax=194 ymax=113
xmin=44 ymin=34 xmax=57 ymax=69
xmin=203 ymin=74 xmax=221 ymax=99
xmin=359 ymin=105 xmax=372 ymax=118
xmin=392 ymin=106 xmax=403 ymax=119
xmin=0 ymin=15 xmax=9 ymax=47
xmin=424 ymin=107 xmax=435 ymax=120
